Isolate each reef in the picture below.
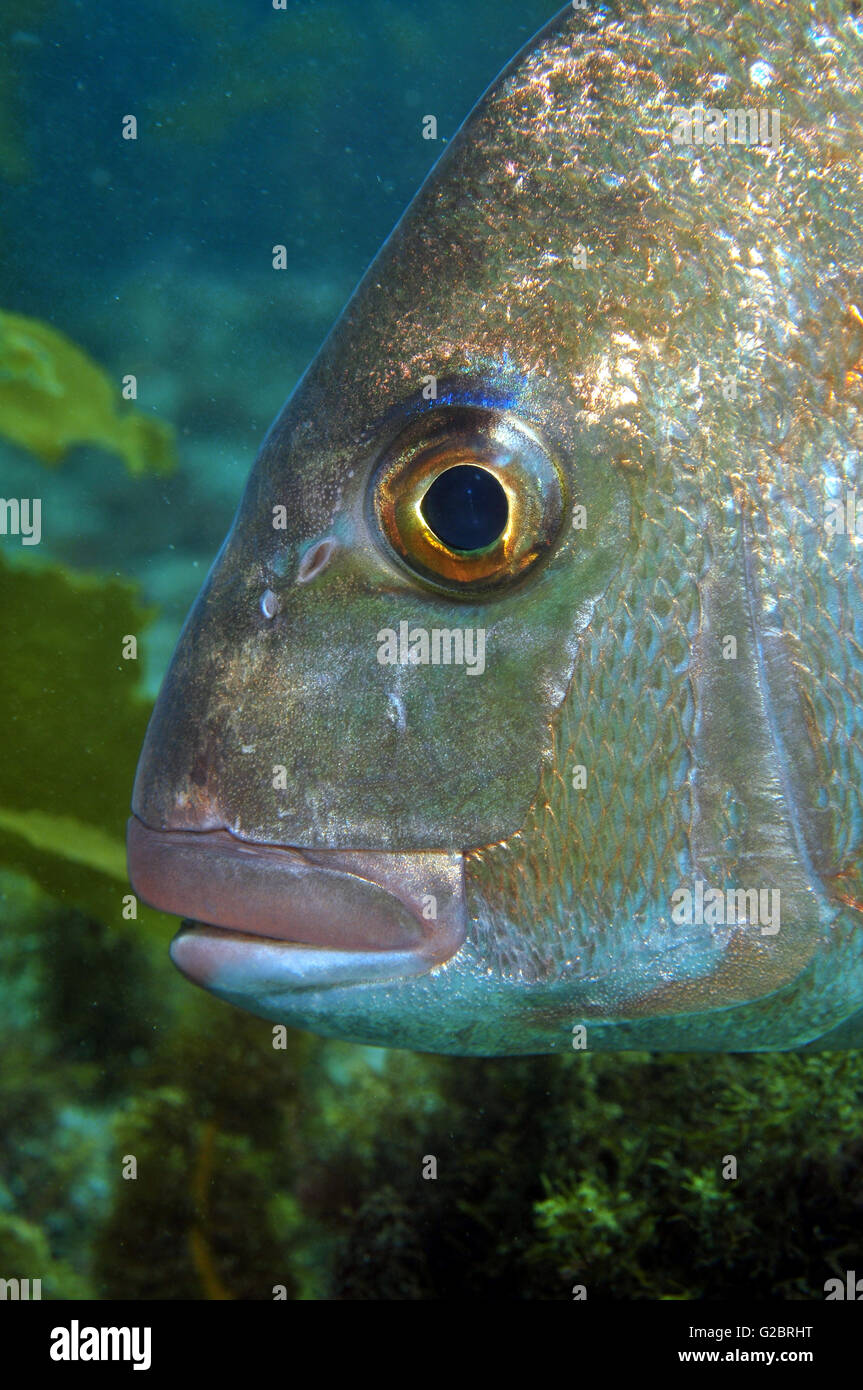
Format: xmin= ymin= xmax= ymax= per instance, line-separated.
xmin=4 ymin=888 xmax=862 ymax=1301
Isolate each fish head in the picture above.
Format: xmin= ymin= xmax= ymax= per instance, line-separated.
xmin=128 ymin=1 xmax=863 ymax=1053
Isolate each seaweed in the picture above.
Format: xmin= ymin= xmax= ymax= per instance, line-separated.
xmin=0 ymin=551 xmax=172 ymax=939
xmin=0 ymin=871 xmax=125 ymax=1298
xmin=93 ymin=1000 xmax=310 ymax=1300
xmin=253 ymin=1049 xmax=863 ymax=1300
xmin=0 ymin=310 xmax=176 ymax=475
xmin=0 ymin=1214 xmax=90 ymax=1299
xmin=524 ymin=1053 xmax=863 ymax=1299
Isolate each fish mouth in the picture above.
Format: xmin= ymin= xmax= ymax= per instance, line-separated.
xmin=126 ymin=816 xmax=466 ymax=993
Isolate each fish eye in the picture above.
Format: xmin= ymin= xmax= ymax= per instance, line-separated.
xmin=370 ymin=405 xmax=566 ymax=595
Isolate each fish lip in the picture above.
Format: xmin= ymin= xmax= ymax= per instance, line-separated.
xmin=126 ymin=814 xmax=466 ymax=987
xmin=169 ymin=920 xmax=446 ymax=993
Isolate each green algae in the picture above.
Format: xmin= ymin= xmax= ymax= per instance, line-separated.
xmin=0 ymin=552 xmax=172 ymax=938
xmin=92 ymin=1003 xmax=310 ymax=1300
xmin=0 ymin=311 xmax=176 ymax=475
xmin=0 ymin=1214 xmax=90 ymax=1299
xmin=86 ymin=1031 xmax=863 ymax=1300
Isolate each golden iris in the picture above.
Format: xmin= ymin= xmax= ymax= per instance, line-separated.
xmin=370 ymin=405 xmax=566 ymax=595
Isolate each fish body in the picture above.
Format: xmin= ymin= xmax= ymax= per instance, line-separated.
xmin=128 ymin=0 xmax=863 ymax=1053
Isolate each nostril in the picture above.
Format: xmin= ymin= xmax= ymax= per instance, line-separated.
xmin=260 ymin=588 xmax=280 ymax=619
xmin=297 ymin=536 xmax=338 ymax=584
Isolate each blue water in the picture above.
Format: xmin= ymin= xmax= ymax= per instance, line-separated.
xmin=2 ymin=0 xmax=552 ymax=688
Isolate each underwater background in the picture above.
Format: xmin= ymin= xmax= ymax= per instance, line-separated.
xmin=1 ymin=0 xmax=861 ymax=1300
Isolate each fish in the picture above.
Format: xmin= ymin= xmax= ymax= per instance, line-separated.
xmin=127 ymin=0 xmax=863 ymax=1054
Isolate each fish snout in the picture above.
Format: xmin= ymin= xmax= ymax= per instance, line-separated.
xmin=126 ymin=816 xmax=465 ymax=997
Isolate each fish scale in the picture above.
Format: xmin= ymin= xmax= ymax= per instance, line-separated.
xmin=467 ymin=453 xmax=702 ymax=987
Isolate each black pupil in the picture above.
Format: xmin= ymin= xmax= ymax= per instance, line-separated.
xmin=420 ymin=465 xmax=509 ymax=552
